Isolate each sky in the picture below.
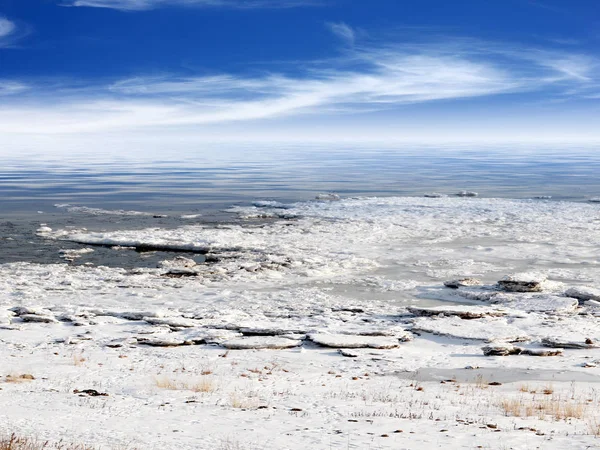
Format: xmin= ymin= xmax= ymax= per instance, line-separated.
xmin=0 ymin=0 xmax=599 ymax=149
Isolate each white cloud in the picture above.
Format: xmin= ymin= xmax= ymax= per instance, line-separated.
xmin=0 ymin=16 xmax=16 ymax=47
xmin=0 ymin=81 xmax=28 ymax=95
xmin=63 ymin=0 xmax=316 ymax=11
xmin=327 ymin=22 xmax=355 ymax=45
xmin=0 ymin=40 xmax=597 ymax=138
xmin=0 ymin=17 xmax=15 ymax=38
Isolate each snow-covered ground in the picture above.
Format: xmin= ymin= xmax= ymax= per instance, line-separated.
xmin=2 ymin=196 xmax=600 ymax=449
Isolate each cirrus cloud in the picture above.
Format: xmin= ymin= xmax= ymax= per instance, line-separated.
xmin=62 ymin=0 xmax=319 ymax=11
xmin=0 ymin=38 xmax=598 ymax=136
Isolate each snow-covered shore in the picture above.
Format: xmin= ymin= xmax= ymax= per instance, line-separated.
xmin=2 ymin=196 xmax=600 ymax=449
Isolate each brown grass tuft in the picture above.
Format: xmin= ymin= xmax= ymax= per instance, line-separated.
xmin=154 ymin=376 xmax=216 ymax=393
xmin=4 ymin=374 xmax=35 ymax=383
xmin=499 ymin=396 xmax=586 ymax=421
xmin=0 ymin=434 xmax=95 ymax=450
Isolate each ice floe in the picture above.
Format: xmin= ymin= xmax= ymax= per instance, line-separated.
xmin=492 ymin=293 xmax=578 ymax=314
xmin=565 ymin=286 xmax=600 ymax=302
xmin=222 ymin=337 xmax=303 ymax=350
xmin=308 ymin=333 xmax=401 ymax=349
xmin=412 ymin=316 xmax=529 ymax=342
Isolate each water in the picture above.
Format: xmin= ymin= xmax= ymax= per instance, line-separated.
xmin=2 ymin=143 xmax=600 ymax=267
xmin=2 ymin=144 xmax=600 ymax=217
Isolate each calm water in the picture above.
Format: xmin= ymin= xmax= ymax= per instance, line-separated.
xmin=1 ymin=144 xmax=600 ymax=217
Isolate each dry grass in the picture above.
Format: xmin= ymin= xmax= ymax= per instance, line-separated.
xmin=542 ymin=384 xmax=554 ymax=395
xmin=588 ymin=418 xmax=600 ymax=437
xmin=72 ymin=351 xmax=86 ymax=367
xmin=190 ymin=378 xmax=216 ymax=393
xmin=3 ymin=374 xmax=35 ymax=383
xmin=229 ymin=392 xmax=259 ymax=409
xmin=499 ymin=395 xmax=587 ymax=421
xmin=153 ymin=376 xmax=217 ymax=393
xmin=0 ymin=434 xmax=95 ymax=450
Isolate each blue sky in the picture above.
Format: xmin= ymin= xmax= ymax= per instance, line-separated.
xmin=0 ymin=0 xmax=599 ymax=147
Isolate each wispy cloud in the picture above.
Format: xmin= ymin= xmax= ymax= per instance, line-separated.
xmin=0 ymin=16 xmax=31 ymax=48
xmin=0 ymin=80 xmax=29 ymax=96
xmin=327 ymin=22 xmax=355 ymax=45
xmin=62 ymin=0 xmax=318 ymax=11
xmin=0 ymin=17 xmax=15 ymax=38
xmin=0 ymin=38 xmax=598 ymax=135
xmin=0 ymin=16 xmax=16 ymax=47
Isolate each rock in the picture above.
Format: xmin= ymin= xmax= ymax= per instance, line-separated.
xmin=456 ymin=191 xmax=478 ymax=197
xmin=338 ymin=349 xmax=360 ymax=358
xmin=20 ymin=314 xmax=58 ymax=324
xmin=221 ymin=337 xmax=303 ymax=350
xmin=309 ymin=333 xmax=400 ymax=349
xmin=540 ymin=337 xmax=599 ymax=349
xmin=408 ymin=305 xmax=507 ymax=319
xmin=444 ymin=278 xmax=482 ymax=289
xmin=492 ymin=294 xmax=578 ymax=314
xmin=498 ymin=273 xmax=547 ymax=293
xmin=564 ymin=286 xmax=600 ymax=302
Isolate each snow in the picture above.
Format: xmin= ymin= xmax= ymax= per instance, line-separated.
xmin=2 ymin=196 xmax=600 ymax=448
xmin=308 ymin=333 xmax=402 ymax=349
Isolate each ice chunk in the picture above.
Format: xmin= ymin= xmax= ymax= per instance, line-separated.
xmin=423 ymin=193 xmax=445 ymax=198
xmin=136 ymin=335 xmax=190 ymax=347
xmin=408 ymin=305 xmax=507 ymax=319
xmin=315 ymin=193 xmax=340 ymax=201
xmin=444 ymin=278 xmax=482 ymax=289
xmin=412 ymin=316 xmax=529 ymax=342
xmin=20 ymin=314 xmax=58 ymax=324
xmin=144 ymin=317 xmax=199 ymax=328
xmin=498 ymin=272 xmax=547 ymax=292
xmin=492 ymin=294 xmax=578 ymax=314
xmin=564 ymin=286 xmax=600 ymax=302
xmin=222 ymin=337 xmax=303 ymax=350
xmin=541 ymin=337 xmax=599 ymax=349
xmin=308 ymin=333 xmax=400 ymax=349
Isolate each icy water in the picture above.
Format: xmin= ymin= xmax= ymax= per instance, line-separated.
xmin=2 ymin=144 xmax=600 ymax=216
xmin=1 ymin=143 xmax=600 ymax=269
